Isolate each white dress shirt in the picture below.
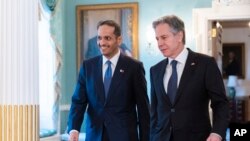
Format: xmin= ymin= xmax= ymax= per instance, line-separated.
xmin=102 ymin=50 xmax=120 ymax=81
xmin=163 ymin=48 xmax=188 ymax=94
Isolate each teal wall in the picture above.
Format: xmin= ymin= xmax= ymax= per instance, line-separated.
xmin=59 ymin=0 xmax=212 ymax=133
xmin=62 ymin=0 xmax=211 ymax=104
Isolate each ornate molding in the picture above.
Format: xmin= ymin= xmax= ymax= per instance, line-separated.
xmin=212 ymin=0 xmax=250 ymax=6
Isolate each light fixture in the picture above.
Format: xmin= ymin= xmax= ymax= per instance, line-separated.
xmin=146 ymin=25 xmax=157 ymax=55
xmin=216 ymin=21 xmax=221 ymax=28
xmin=211 ymin=28 xmax=217 ymax=38
xmin=227 ymin=75 xmax=238 ymax=99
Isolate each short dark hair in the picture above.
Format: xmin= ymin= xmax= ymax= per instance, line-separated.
xmin=97 ymin=20 xmax=121 ymax=37
xmin=152 ymin=15 xmax=185 ymax=44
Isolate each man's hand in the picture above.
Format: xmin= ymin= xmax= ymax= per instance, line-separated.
xmin=69 ymin=130 xmax=79 ymax=141
xmin=206 ymin=133 xmax=222 ymax=141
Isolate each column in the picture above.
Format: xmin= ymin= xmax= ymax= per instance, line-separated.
xmin=0 ymin=0 xmax=39 ymax=141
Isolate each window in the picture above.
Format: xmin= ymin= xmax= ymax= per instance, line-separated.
xmin=39 ymin=8 xmax=57 ymax=131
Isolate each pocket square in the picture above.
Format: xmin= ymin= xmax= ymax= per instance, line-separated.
xmin=120 ymin=69 xmax=124 ymax=73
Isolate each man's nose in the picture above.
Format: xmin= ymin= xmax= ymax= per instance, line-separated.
xmin=98 ymin=39 xmax=106 ymax=46
xmin=157 ymin=39 xmax=164 ymax=47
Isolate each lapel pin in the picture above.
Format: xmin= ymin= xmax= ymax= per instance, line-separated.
xmin=191 ymin=62 xmax=195 ymax=66
xmin=120 ymin=69 xmax=124 ymax=73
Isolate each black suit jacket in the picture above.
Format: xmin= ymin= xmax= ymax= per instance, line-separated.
xmin=150 ymin=49 xmax=229 ymax=141
xmin=68 ymin=54 xmax=150 ymax=141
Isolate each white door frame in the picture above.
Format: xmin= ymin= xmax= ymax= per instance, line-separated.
xmin=192 ymin=4 xmax=250 ymax=55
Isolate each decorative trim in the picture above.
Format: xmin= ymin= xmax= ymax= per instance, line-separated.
xmin=0 ymin=105 xmax=39 ymax=141
xmin=212 ymin=0 xmax=250 ymax=6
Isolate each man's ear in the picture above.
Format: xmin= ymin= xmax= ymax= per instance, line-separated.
xmin=177 ymin=31 xmax=183 ymax=43
xmin=117 ymin=36 xmax=122 ymax=46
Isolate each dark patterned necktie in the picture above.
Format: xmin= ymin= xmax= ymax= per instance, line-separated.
xmin=167 ymin=60 xmax=178 ymax=104
xmin=104 ymin=60 xmax=112 ymax=98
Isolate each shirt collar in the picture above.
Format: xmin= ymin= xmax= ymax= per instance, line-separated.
xmin=168 ymin=48 xmax=188 ymax=65
xmin=102 ymin=49 xmax=121 ymax=66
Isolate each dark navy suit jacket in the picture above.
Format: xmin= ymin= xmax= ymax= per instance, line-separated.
xmin=150 ymin=49 xmax=229 ymax=141
xmin=68 ymin=54 xmax=150 ymax=141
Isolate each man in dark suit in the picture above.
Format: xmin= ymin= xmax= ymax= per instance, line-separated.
xmin=68 ymin=20 xmax=150 ymax=141
xmin=150 ymin=15 xmax=229 ymax=141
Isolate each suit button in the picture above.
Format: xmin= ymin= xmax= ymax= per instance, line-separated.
xmin=104 ymin=121 xmax=107 ymax=126
xmin=171 ymin=108 xmax=175 ymax=112
xmin=170 ymin=126 xmax=172 ymax=131
xmin=104 ymin=120 xmax=110 ymax=126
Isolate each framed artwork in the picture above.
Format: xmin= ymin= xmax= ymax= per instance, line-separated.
xmin=76 ymin=3 xmax=138 ymax=70
xmin=222 ymin=43 xmax=245 ymax=79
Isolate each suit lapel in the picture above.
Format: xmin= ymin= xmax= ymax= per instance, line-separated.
xmin=94 ymin=57 xmax=106 ymax=105
xmin=105 ymin=55 xmax=125 ymax=105
xmin=174 ymin=50 xmax=197 ymax=105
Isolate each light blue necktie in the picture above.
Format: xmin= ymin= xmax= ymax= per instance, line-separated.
xmin=167 ymin=60 xmax=178 ymax=104
xmin=104 ymin=60 xmax=112 ymax=98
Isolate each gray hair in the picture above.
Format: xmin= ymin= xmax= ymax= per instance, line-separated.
xmin=152 ymin=15 xmax=185 ymax=44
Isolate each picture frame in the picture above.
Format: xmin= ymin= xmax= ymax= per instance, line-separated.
xmin=76 ymin=3 xmax=138 ymax=70
xmin=222 ymin=43 xmax=245 ymax=79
